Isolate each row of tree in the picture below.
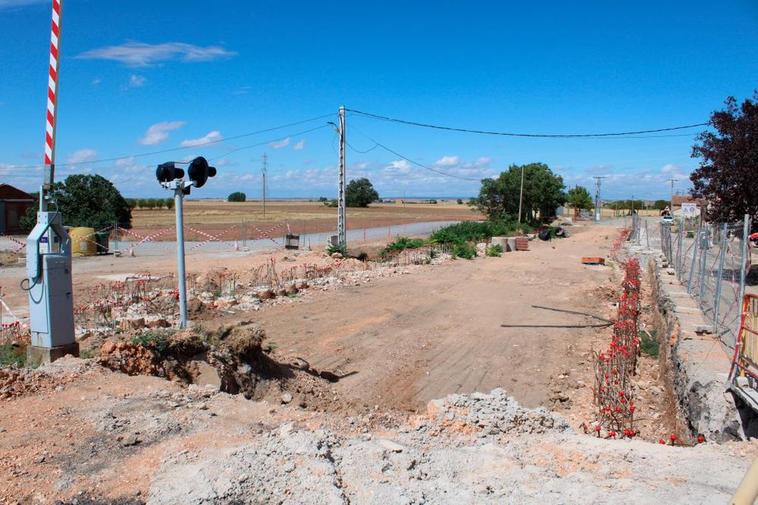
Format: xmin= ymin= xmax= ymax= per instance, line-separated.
xmin=18 ymin=92 xmax=757 ymax=233
xmin=125 ymin=198 xmax=175 ymax=210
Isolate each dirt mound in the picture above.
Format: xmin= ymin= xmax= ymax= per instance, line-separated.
xmin=96 ymin=323 xmax=340 ymax=410
xmin=424 ymin=388 xmax=570 ymax=437
xmin=0 ymin=356 xmax=94 ymax=400
xmin=99 ymin=341 xmax=162 ymax=376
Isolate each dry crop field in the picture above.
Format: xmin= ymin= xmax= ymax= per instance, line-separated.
xmin=129 ymin=199 xmax=484 ymax=240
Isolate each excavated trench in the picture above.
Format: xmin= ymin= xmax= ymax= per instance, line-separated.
xmin=97 ymin=321 xmax=344 ymax=410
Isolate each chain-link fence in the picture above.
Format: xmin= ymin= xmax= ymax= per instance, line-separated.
xmin=658 ymin=214 xmax=752 ymax=350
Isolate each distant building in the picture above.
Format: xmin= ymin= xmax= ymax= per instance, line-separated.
xmin=0 ymin=183 xmax=34 ymax=234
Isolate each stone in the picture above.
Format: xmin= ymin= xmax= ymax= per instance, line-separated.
xmin=281 ymin=392 xmax=293 ymax=404
xmin=376 ymin=438 xmax=403 ymax=452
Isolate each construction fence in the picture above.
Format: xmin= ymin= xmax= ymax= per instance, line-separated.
xmin=655 ymin=214 xmax=753 ymax=351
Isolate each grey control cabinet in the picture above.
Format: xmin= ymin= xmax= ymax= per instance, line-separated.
xmin=28 ymin=254 xmax=75 ymax=348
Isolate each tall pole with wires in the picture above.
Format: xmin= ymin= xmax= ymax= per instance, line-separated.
xmin=668 ymin=178 xmax=676 ymax=213
xmin=593 ymin=176 xmax=605 ymax=222
xmin=337 ymin=106 xmax=347 ymax=247
xmin=262 ymin=153 xmax=268 ymax=218
xmin=518 ymin=165 xmax=525 ymax=224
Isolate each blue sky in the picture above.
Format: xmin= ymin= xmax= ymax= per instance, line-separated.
xmin=0 ymin=0 xmax=756 ymax=200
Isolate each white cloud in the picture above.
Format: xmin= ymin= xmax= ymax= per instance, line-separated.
xmin=435 ymin=155 xmax=460 ymax=167
xmin=128 ymin=74 xmax=146 ymax=87
xmin=270 ymin=137 xmax=290 ymax=149
xmin=139 ymin=121 xmax=185 ymax=145
xmin=180 ymin=130 xmax=223 ymax=147
xmin=293 ymin=139 xmax=305 ymax=151
xmin=385 ymin=160 xmax=412 ymax=175
xmin=67 ymin=149 xmax=97 ymax=164
xmin=91 ymin=78 xmax=102 ymax=86
xmin=77 ymin=42 xmax=236 ymax=67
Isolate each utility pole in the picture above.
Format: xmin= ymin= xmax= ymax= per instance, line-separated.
xmin=668 ymin=178 xmax=676 ymax=213
xmin=518 ymin=165 xmax=525 ymax=224
xmin=262 ymin=153 xmax=268 ymax=218
xmin=592 ymin=176 xmax=605 ymax=222
xmin=337 ymin=105 xmax=347 ymax=247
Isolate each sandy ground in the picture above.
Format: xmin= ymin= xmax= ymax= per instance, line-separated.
xmin=1 ymin=222 xmax=755 ymax=503
xmin=244 ymin=225 xmax=616 ymax=412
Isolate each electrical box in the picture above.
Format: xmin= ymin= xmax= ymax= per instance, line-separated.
xmin=28 ymin=253 xmax=75 ymax=348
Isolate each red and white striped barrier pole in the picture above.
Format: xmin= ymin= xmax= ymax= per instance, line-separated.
xmin=42 ymin=0 xmax=62 ymax=205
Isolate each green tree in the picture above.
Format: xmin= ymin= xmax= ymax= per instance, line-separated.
xmin=473 ymin=163 xmax=566 ymax=223
xmin=691 ymin=92 xmax=758 ymax=224
xmin=566 ymin=185 xmax=593 ymax=210
xmin=345 ymin=178 xmax=379 ymax=208
xmin=21 ymin=174 xmax=132 ymax=231
xmin=165 ymin=198 xmax=175 ymax=210
xmin=228 ymin=192 xmax=247 ymax=202
xmin=653 ymin=200 xmax=669 ymax=211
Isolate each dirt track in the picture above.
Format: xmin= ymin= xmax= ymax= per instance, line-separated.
xmin=244 ymin=225 xmax=616 ymax=412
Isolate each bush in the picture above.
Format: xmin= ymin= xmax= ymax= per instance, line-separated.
xmin=640 ymin=330 xmax=659 ymax=357
xmin=0 ymin=344 xmax=25 ymax=367
xmin=228 ymin=192 xmax=246 ymax=202
xmin=381 ymin=237 xmax=427 ymax=256
xmin=453 ymin=242 xmax=477 ymax=259
xmin=457 ymin=198 xmax=463 ymax=204
xmin=431 ymin=219 xmax=527 ymax=245
xmin=131 ymin=332 xmax=169 ymax=354
xmin=324 ymin=199 xmax=338 ymax=208
xmin=486 ymin=244 xmax=503 ymax=257
xmin=326 ymin=242 xmax=347 ymax=256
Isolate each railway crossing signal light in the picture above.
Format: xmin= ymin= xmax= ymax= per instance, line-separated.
xmin=188 ymin=156 xmax=217 ymax=188
xmin=156 ymin=162 xmax=184 ymax=183
xmin=155 ymin=156 xmax=218 ymax=329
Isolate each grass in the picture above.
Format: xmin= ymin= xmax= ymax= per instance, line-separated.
xmin=131 ymin=331 xmax=169 ymax=354
xmin=381 ymin=237 xmax=427 ymax=257
xmin=640 ymin=330 xmax=659 ymax=358
xmin=486 ymin=244 xmax=503 ymax=257
xmin=0 ymin=344 xmax=26 ymax=367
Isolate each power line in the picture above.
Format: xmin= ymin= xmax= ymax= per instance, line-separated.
xmin=347 ymin=108 xmax=710 ymax=139
xmin=354 ymin=130 xmax=481 ymax=182
xmin=9 ymin=113 xmax=334 ymax=170
xmin=211 ymin=124 xmax=330 ymax=160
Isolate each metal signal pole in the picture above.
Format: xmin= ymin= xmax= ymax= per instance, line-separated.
xmin=262 ymin=153 xmax=268 ymax=218
xmin=337 ymin=106 xmax=347 ymax=246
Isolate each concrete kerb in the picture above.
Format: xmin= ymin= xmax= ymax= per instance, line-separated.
xmin=646 ymin=249 xmax=747 ymax=441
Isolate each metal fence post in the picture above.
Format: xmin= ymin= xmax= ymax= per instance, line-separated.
xmin=699 ymin=227 xmax=709 ymax=302
xmin=688 ymin=225 xmax=700 ymax=293
xmin=713 ymin=223 xmax=728 ymax=331
xmin=677 ymin=218 xmax=686 ymax=282
xmin=738 ymin=214 xmax=751 ymax=312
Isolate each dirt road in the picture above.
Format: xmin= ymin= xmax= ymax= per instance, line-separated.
xmin=253 ymin=225 xmax=616 ymax=412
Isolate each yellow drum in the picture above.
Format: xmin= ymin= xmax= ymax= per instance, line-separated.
xmin=69 ymin=227 xmax=97 ymax=256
